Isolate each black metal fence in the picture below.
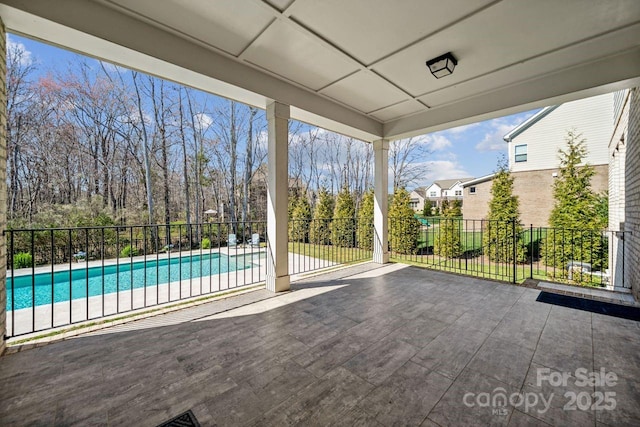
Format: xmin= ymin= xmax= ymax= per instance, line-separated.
xmin=389 ymin=217 xmax=622 ymax=287
xmin=4 ymin=216 xmax=624 ymax=338
xmin=287 ymin=218 xmax=373 ymax=275
xmin=5 ymin=221 xmax=266 ymax=337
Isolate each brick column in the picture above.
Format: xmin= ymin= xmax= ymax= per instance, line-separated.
xmin=0 ymin=18 xmax=7 ymax=353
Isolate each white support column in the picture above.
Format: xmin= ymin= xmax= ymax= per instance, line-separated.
xmin=266 ymin=101 xmax=290 ymax=292
xmin=373 ymin=139 xmax=389 ymax=264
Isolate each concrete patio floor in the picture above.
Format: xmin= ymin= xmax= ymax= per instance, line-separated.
xmin=0 ymin=263 xmax=639 ymax=426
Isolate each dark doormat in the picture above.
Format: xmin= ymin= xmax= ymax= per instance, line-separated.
xmin=157 ymin=410 xmax=201 ymax=427
xmin=537 ymin=291 xmax=640 ymax=322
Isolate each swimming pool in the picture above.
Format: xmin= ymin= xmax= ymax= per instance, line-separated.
xmin=7 ymin=253 xmax=256 ymax=310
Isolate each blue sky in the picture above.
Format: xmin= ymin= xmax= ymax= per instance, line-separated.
xmin=8 ymin=33 xmax=540 ymax=186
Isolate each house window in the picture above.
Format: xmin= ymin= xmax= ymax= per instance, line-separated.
xmin=470 ymin=187 xmax=476 ymax=194
xmin=455 ymin=190 xmax=462 ymax=196
xmin=429 ymin=191 xmax=436 ymax=197
xmin=515 ymin=144 xmax=527 ymax=162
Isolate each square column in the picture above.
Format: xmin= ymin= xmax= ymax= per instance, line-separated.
xmin=373 ymin=139 xmax=389 ymax=264
xmin=266 ymin=101 xmax=290 ymax=292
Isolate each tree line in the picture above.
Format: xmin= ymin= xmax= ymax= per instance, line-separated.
xmin=6 ymin=41 xmax=430 ymax=230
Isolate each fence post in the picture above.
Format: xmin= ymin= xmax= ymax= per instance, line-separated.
xmin=512 ymin=220 xmax=516 ymax=284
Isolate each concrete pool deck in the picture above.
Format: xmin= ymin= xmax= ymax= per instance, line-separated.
xmin=6 ymin=250 xmax=337 ymax=338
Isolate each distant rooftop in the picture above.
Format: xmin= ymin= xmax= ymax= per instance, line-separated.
xmin=433 ymin=178 xmax=474 ymax=190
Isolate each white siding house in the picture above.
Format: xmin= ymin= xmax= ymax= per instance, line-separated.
xmin=412 ymin=179 xmax=472 ymax=215
xmin=425 ymin=183 xmax=442 ymax=199
xmin=504 ymin=92 xmax=613 ymax=171
xmin=443 ymin=181 xmax=466 ymax=198
xmin=409 ymin=188 xmax=427 ymax=212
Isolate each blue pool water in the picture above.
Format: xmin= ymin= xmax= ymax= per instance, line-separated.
xmin=7 ymin=253 xmax=255 ymax=310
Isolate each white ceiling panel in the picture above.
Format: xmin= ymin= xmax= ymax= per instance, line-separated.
xmin=373 ymin=0 xmax=640 ymax=98
xmin=370 ymin=100 xmax=425 ymax=122
xmin=320 ymin=71 xmax=408 ymax=113
xmin=107 ymin=0 xmax=274 ymax=56
xmin=288 ymin=0 xmax=495 ymax=65
xmin=242 ymin=19 xmax=358 ymax=91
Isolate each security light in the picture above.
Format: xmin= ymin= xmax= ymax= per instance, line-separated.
xmin=426 ymin=52 xmax=457 ymax=78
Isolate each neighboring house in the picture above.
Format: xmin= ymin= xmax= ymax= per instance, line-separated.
xmin=409 ymin=187 xmax=427 ymax=212
xmin=412 ymin=178 xmax=473 ymax=214
xmin=460 ymin=174 xmax=495 ymax=221
xmin=463 ymin=92 xmax=613 ymax=227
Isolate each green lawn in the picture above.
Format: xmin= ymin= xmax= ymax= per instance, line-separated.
xmin=288 ymin=236 xmax=606 ymax=288
xmin=416 ymin=229 xmax=484 ymax=252
xmin=288 ymin=242 xmax=372 ymax=264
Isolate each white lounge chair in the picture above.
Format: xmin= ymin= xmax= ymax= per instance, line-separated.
xmin=228 ymin=234 xmax=237 ymax=247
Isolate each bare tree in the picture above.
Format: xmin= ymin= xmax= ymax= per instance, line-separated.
xmin=389 ymin=137 xmax=431 ymax=189
xmin=131 ymin=71 xmax=155 ymax=225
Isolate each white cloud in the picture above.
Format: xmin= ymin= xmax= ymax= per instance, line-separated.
xmin=405 ymin=160 xmax=471 ymax=188
xmin=427 ymin=134 xmax=452 ymax=151
xmin=474 ymin=111 xmax=540 ymax=152
xmin=446 ymin=122 xmax=481 ymax=134
xmin=194 ymin=113 xmax=213 ymax=131
xmin=425 ymin=160 xmax=470 ymax=181
xmin=7 ymin=36 xmax=33 ymax=66
xmin=475 ymin=122 xmax=513 ymax=152
xmin=396 ymin=133 xmax=451 ymax=152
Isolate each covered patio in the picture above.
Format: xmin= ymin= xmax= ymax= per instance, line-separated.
xmin=0 ymin=1 xmax=639 ymax=426
xmin=1 ymin=263 xmax=639 ymax=425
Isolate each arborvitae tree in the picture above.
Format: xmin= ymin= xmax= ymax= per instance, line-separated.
xmin=449 ymin=199 xmax=463 ymax=217
xmin=388 ymin=187 xmax=419 ymax=254
xmin=357 ymin=189 xmax=374 ymax=250
xmin=440 ymin=199 xmax=449 ymax=215
xmin=289 ymin=196 xmax=311 ymax=242
xmin=309 ymin=188 xmax=334 ymax=245
xmin=433 ymin=199 xmax=462 ymax=258
xmin=483 ymin=158 xmax=525 ymax=262
xmin=422 ymin=202 xmax=429 ymax=217
xmin=288 ymin=191 xmax=298 ymax=221
xmin=543 ymin=130 xmax=607 ymax=272
xmin=331 ymin=187 xmax=356 ymax=247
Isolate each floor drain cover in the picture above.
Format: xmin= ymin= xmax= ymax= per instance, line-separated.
xmin=157 ymin=410 xmax=201 ymax=427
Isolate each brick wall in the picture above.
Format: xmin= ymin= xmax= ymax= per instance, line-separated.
xmin=463 ymin=180 xmax=493 ymax=220
xmin=463 ymin=165 xmax=608 ymax=227
xmin=624 ymin=88 xmax=640 ymax=300
xmin=0 ymin=18 xmax=6 ymax=354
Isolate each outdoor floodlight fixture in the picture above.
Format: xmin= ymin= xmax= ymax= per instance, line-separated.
xmin=426 ymin=52 xmax=457 ymax=78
